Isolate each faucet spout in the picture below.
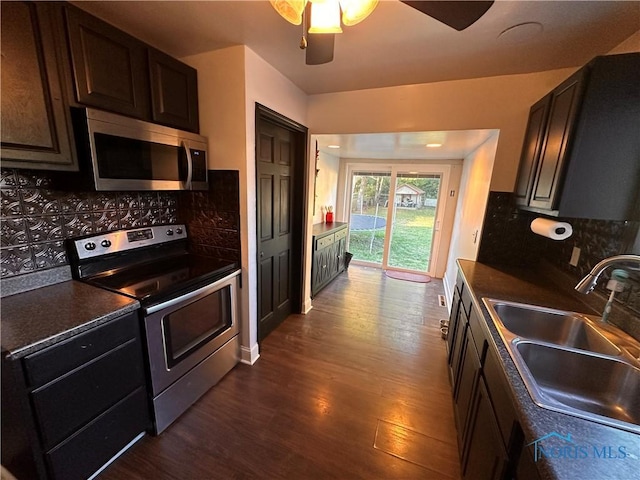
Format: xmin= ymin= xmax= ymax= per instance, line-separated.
xmin=575 ymin=254 xmax=640 ymax=294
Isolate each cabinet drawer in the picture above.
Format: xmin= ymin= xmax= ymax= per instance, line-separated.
xmin=334 ymin=228 xmax=347 ymax=241
xmin=31 ymin=338 xmax=145 ymax=450
xmin=45 ymin=387 xmax=148 ymax=480
xmin=316 ymin=234 xmax=335 ymax=250
xmin=24 ymin=312 xmax=139 ymax=388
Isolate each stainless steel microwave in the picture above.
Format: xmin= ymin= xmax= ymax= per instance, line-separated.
xmin=70 ymin=108 xmax=208 ymax=191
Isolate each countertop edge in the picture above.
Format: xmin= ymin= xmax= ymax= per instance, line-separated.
xmin=456 ymin=259 xmax=640 ymax=480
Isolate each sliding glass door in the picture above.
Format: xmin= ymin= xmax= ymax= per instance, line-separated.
xmin=387 ymin=173 xmax=441 ymax=272
xmin=346 ymin=165 xmax=450 ymax=276
xmin=348 ymin=172 xmax=390 ymax=265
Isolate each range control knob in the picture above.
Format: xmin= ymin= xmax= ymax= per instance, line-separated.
xmin=166 ymin=229 xmax=174 ymax=236
xmin=84 ymin=242 xmax=96 ymax=251
xmin=176 ymin=227 xmax=183 ymax=235
xmin=101 ymin=239 xmax=112 ymax=248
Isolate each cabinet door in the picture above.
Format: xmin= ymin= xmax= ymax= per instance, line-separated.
xmin=149 ymin=48 xmax=199 ymax=132
xmin=529 ymin=69 xmax=587 ymax=210
xmin=446 ymin=289 xmax=462 ymax=362
xmin=454 ymin=331 xmax=480 ymax=453
xmin=514 ymin=94 xmax=551 ymax=206
xmin=450 ymin=318 xmax=468 ymax=393
xmin=312 ymin=245 xmax=330 ymax=295
xmin=1 ymin=2 xmax=77 ymax=170
xmin=463 ymin=379 xmax=508 ymax=480
xmin=65 ymin=5 xmax=149 ymax=119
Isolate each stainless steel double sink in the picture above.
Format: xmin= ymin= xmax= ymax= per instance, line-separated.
xmin=483 ymin=299 xmax=640 ymax=434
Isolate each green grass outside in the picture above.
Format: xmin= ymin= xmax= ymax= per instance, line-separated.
xmin=348 ymin=206 xmax=435 ymax=271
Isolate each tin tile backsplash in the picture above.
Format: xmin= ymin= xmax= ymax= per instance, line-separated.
xmin=0 ymin=168 xmax=178 ymax=277
xmin=478 ymin=191 xmax=640 ymax=316
xmin=178 ymin=170 xmax=241 ymax=263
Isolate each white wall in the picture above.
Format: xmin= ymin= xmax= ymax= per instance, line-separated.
xmin=307 ymin=68 xmax=575 ymax=192
xmin=184 ymin=46 xmax=308 ymax=365
xmin=312 ymin=148 xmax=340 ymax=224
xmin=442 ymin=133 xmax=499 ymax=306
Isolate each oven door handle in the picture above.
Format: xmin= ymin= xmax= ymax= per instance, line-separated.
xmin=144 ymin=269 xmax=240 ymax=315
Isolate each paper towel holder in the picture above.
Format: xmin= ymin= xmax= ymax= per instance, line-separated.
xmin=530 ymin=217 xmax=573 ymax=241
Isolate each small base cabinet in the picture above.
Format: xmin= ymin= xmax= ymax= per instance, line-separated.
xmin=311 ymin=222 xmax=348 ymax=297
xmin=1 ymin=312 xmax=150 ymax=480
xmin=447 ymin=268 xmax=538 ymax=480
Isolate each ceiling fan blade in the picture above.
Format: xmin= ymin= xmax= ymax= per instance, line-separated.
xmin=401 ymin=1 xmax=494 ymax=31
xmin=306 ymin=33 xmax=335 ymax=65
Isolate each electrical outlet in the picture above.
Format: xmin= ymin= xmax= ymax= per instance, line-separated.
xmin=570 ymin=247 xmax=581 ymax=266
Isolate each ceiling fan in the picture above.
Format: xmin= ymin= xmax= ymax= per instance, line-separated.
xmin=271 ymin=0 xmax=495 ymax=65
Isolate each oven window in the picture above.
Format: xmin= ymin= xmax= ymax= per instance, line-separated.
xmin=162 ymin=285 xmax=231 ymax=368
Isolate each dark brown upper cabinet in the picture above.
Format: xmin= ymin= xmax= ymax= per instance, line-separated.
xmin=528 ymin=69 xmax=587 ymax=211
xmin=513 ymin=94 xmax=551 ymax=207
xmin=149 ymin=49 xmax=199 ymax=132
xmin=64 ymin=4 xmax=150 ymax=120
xmin=514 ymin=53 xmax=640 ymax=221
xmin=1 ymin=2 xmax=78 ymax=171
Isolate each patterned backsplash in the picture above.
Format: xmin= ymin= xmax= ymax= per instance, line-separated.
xmin=178 ymin=170 xmax=241 ymax=263
xmin=478 ymin=191 xmax=640 ymax=315
xmin=0 ymin=168 xmax=240 ymax=278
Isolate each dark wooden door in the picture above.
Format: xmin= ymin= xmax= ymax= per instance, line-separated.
xmin=257 ymin=119 xmax=295 ymax=341
xmin=0 ymin=2 xmax=77 ymax=170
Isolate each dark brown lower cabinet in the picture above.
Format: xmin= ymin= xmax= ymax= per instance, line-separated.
xmin=311 ymin=222 xmax=348 ymax=297
xmin=454 ymin=326 xmax=481 ymax=453
xmin=450 ymin=267 xmax=540 ymax=480
xmin=1 ymin=312 xmax=150 ymax=480
xmin=462 ymin=379 xmax=508 ymax=479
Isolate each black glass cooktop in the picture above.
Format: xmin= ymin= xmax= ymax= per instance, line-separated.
xmin=86 ymin=253 xmax=239 ymax=304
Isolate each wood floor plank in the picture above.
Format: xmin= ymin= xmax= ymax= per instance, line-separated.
xmin=99 ymin=266 xmax=461 ymax=479
xmin=374 ymin=419 xmax=460 ymax=479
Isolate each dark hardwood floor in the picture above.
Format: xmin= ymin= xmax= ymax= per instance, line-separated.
xmin=100 ymin=266 xmax=461 ymax=480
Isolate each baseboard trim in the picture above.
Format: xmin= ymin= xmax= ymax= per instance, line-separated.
xmin=302 ymin=298 xmax=313 ymax=314
xmin=240 ymin=344 xmax=260 ymax=365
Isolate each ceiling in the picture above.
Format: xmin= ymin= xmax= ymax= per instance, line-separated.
xmin=71 ymin=1 xmax=639 ymax=160
xmin=313 ymin=130 xmax=498 ymax=159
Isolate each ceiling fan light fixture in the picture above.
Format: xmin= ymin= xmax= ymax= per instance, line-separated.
xmin=340 ymin=0 xmax=378 ymax=26
xmin=308 ymin=0 xmax=343 ymax=34
xmin=270 ymin=0 xmax=308 ymax=25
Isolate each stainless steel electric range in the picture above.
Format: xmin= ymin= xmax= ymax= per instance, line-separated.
xmin=67 ymin=224 xmax=241 ymax=434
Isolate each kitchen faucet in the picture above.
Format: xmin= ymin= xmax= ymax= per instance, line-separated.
xmin=574 ymin=254 xmax=640 ymax=294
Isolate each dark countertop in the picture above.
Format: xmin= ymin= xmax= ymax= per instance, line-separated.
xmin=312 ymin=222 xmax=348 ymax=236
xmin=1 ymin=281 xmax=139 ymax=360
xmin=457 ymin=260 xmax=640 ymax=480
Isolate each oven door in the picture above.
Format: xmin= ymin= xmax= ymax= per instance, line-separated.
xmin=143 ymin=270 xmax=240 ymax=396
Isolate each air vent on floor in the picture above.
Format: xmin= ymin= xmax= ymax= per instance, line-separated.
xmin=438 ymin=295 xmax=446 ymax=307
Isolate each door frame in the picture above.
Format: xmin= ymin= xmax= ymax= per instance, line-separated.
xmin=342 ymin=162 xmax=454 ymax=277
xmin=255 ymin=103 xmax=309 ymax=342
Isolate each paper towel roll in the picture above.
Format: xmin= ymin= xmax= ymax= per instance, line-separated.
xmin=530 ymin=217 xmax=573 ymax=240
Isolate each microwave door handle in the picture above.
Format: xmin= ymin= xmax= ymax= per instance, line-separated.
xmin=181 ymin=140 xmax=193 ymax=189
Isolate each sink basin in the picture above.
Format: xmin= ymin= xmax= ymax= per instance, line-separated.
xmin=483 ymin=298 xmax=640 ymax=433
xmin=486 ymin=300 xmax=620 ymax=356
xmin=516 ymin=342 xmax=640 ymax=431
